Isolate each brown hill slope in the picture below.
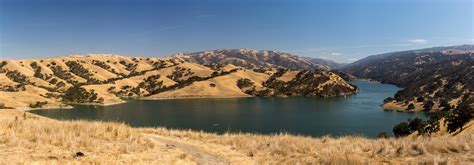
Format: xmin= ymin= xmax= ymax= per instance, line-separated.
xmin=0 ymin=54 xmax=356 ymax=110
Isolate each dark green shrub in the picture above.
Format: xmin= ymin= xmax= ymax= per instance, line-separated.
xmin=33 ymin=68 xmax=45 ymax=79
xmin=383 ymin=97 xmax=394 ymax=103
xmin=236 ymin=78 xmax=257 ymax=95
xmin=445 ymin=101 xmax=473 ymax=133
xmin=50 ymin=65 xmax=76 ymax=84
xmin=6 ymin=70 xmax=29 ymax=84
xmin=423 ymin=100 xmax=434 ymax=111
xmin=376 ymin=132 xmax=389 ymax=138
xmin=253 ymin=68 xmax=266 ymax=73
xmin=65 ymin=61 xmax=100 ymax=84
xmin=393 ymin=122 xmax=411 ymax=137
xmin=0 ymin=61 xmax=7 ymax=73
xmin=423 ymin=112 xmax=442 ymax=135
xmin=62 ymin=86 xmax=98 ymax=103
xmin=0 ymin=103 xmax=13 ymax=109
xmin=408 ymin=118 xmax=427 ymax=133
xmin=29 ymin=101 xmax=48 ymax=108
xmin=416 ymin=96 xmax=424 ymax=102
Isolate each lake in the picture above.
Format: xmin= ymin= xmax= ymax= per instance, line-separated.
xmin=31 ymin=81 xmax=427 ymax=137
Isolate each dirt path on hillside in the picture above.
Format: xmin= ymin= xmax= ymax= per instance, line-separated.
xmin=146 ymin=135 xmax=232 ymax=165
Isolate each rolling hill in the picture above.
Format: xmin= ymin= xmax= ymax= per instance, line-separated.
xmin=0 ymin=54 xmax=356 ymax=110
xmin=340 ymin=45 xmax=474 ymax=112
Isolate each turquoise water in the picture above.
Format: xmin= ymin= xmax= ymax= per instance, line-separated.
xmin=31 ymin=81 xmax=426 ymax=137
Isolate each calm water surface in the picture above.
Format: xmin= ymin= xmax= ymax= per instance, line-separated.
xmin=31 ymin=81 xmax=426 ymax=137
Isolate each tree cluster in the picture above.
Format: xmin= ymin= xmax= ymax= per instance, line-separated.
xmin=50 ymin=65 xmax=78 ymax=85
xmin=5 ymin=70 xmax=30 ymax=85
xmin=393 ymin=100 xmax=473 ymax=137
xmin=62 ymin=86 xmax=99 ymax=103
xmin=137 ymin=75 xmax=164 ymax=93
xmin=29 ymin=101 xmax=48 ymax=108
xmin=65 ymin=61 xmax=101 ymax=84
xmin=236 ymin=78 xmax=257 ymax=95
xmin=0 ymin=61 xmax=7 ymax=73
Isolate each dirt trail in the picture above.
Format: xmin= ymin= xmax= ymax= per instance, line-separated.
xmin=146 ymin=135 xmax=231 ymax=165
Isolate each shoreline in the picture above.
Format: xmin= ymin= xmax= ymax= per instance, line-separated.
xmin=381 ymin=101 xmax=426 ymax=112
xmin=351 ymin=78 xmax=382 ymax=83
xmin=24 ymin=100 xmax=127 ymax=111
xmin=17 ymin=105 xmax=74 ymax=112
xmin=141 ymin=95 xmax=253 ymax=100
xmin=21 ymin=89 xmax=360 ymax=111
xmin=67 ymin=100 xmax=128 ymax=107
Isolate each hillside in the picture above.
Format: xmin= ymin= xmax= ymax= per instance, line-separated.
xmin=341 ymin=45 xmax=474 ymax=112
xmin=0 ymin=54 xmax=356 ymax=110
xmin=172 ymin=49 xmax=343 ymax=70
xmin=1 ymin=109 xmax=472 ymax=164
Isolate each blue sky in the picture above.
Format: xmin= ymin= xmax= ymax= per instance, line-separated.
xmin=0 ymin=0 xmax=473 ymax=62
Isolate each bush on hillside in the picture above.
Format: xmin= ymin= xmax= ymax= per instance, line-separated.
xmin=5 ymin=70 xmax=29 ymax=85
xmin=423 ymin=112 xmax=442 ymax=134
xmin=137 ymin=75 xmax=163 ymax=93
xmin=0 ymin=61 xmax=7 ymax=73
xmin=209 ymin=83 xmax=216 ymax=87
xmin=376 ymin=132 xmax=388 ymax=138
xmin=65 ymin=61 xmax=101 ymax=84
xmin=30 ymin=62 xmax=46 ymax=79
xmin=50 ymin=65 xmax=78 ymax=84
xmin=62 ymin=86 xmax=98 ymax=103
xmin=406 ymin=103 xmax=415 ymax=110
xmin=0 ymin=103 xmax=12 ymax=109
xmin=393 ymin=116 xmax=442 ymax=137
xmin=29 ymin=101 xmax=48 ymax=108
xmin=445 ymin=99 xmax=473 ymax=133
xmin=393 ymin=122 xmax=411 ymax=137
xmin=408 ymin=118 xmax=427 ymax=133
xmin=236 ymin=78 xmax=257 ymax=95
xmin=423 ymin=100 xmax=434 ymax=111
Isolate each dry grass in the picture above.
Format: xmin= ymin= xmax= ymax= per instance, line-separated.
xmin=142 ymin=126 xmax=474 ymax=164
xmin=0 ymin=109 xmax=193 ymax=164
xmin=1 ymin=109 xmax=473 ymax=164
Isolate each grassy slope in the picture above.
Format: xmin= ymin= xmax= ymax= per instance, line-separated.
xmin=0 ymin=109 xmax=195 ymax=164
xmin=0 ymin=55 xmax=357 ymax=110
xmin=0 ymin=109 xmax=472 ymax=164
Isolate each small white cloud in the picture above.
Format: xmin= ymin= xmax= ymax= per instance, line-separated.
xmin=408 ymin=39 xmax=427 ymax=44
xmin=347 ymin=58 xmax=358 ymax=62
xmin=330 ymin=52 xmax=342 ymax=56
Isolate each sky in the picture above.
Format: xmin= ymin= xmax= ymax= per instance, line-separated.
xmin=0 ymin=0 xmax=473 ymax=62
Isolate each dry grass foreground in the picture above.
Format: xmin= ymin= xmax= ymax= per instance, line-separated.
xmin=0 ymin=109 xmax=473 ymax=164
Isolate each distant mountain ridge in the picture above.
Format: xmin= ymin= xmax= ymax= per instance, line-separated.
xmin=340 ymin=44 xmax=474 ymax=112
xmin=343 ymin=44 xmax=474 ymax=70
xmin=171 ymin=49 xmax=344 ymax=70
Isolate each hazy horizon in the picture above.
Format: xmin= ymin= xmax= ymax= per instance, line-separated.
xmin=1 ymin=44 xmax=473 ymax=63
xmin=1 ymin=0 xmax=473 ymax=62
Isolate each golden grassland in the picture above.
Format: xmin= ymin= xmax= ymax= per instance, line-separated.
xmin=0 ymin=109 xmax=194 ymax=164
xmin=0 ymin=109 xmax=473 ymax=164
xmin=0 ymin=55 xmax=357 ymax=110
xmin=142 ymin=127 xmax=474 ymax=164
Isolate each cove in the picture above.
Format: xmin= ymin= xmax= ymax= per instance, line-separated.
xmin=31 ymin=81 xmax=427 ymax=137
